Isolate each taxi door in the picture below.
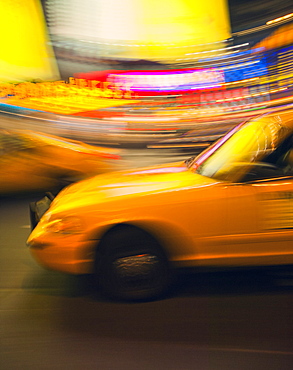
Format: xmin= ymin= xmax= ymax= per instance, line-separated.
xmin=193 ymin=175 xmax=293 ymax=267
xmin=250 ymin=175 xmax=293 ymax=264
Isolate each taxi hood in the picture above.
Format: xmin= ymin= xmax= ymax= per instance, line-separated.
xmin=51 ymin=161 xmax=218 ymax=211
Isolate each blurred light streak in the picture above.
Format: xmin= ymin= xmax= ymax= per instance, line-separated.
xmin=1 ymin=12 xmax=293 ymax=151
xmin=266 ymin=13 xmax=293 ymax=25
xmin=185 ymin=43 xmax=249 ymax=56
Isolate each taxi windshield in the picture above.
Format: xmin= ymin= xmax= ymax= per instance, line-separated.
xmin=192 ymin=114 xmax=292 ymax=181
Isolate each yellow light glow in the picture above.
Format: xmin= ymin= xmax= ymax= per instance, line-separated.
xmin=0 ymin=0 xmax=59 ymax=83
xmin=129 ymin=0 xmax=231 ymax=59
xmin=47 ymin=0 xmax=231 ymax=61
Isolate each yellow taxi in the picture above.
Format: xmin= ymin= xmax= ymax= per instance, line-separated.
xmin=27 ymin=109 xmax=293 ymax=301
xmin=0 ymin=130 xmax=120 ymax=194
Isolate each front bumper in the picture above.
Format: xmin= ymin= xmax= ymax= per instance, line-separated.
xmin=27 ymin=192 xmax=96 ymax=274
xmin=28 ymin=237 xmax=96 ymax=274
xmin=29 ymin=192 xmax=54 ymax=230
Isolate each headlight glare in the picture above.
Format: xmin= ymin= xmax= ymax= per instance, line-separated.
xmin=45 ymin=216 xmax=83 ymax=234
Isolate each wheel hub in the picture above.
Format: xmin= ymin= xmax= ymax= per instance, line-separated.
xmin=113 ymin=253 xmax=160 ymax=279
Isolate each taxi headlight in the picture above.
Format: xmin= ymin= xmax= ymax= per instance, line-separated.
xmin=45 ymin=216 xmax=83 ymax=234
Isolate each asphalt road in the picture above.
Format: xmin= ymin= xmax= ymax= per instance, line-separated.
xmin=1 ymin=194 xmax=293 ymax=370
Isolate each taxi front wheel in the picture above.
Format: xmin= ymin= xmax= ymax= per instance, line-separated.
xmin=95 ymin=226 xmax=171 ymax=301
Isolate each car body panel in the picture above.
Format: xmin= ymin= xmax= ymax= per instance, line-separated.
xmin=0 ymin=130 xmax=120 ymax=193
xmin=27 ymin=109 xmax=293 ymax=274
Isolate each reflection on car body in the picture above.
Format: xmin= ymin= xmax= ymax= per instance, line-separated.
xmin=27 ymin=109 xmax=293 ymax=301
xmin=0 ymin=130 xmax=120 ymax=194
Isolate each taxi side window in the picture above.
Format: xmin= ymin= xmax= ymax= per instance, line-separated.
xmin=241 ymin=163 xmax=285 ymax=182
xmin=281 ymin=148 xmax=293 ymax=175
xmin=241 ymin=134 xmax=293 ymax=182
xmin=265 ymin=134 xmax=293 ymax=174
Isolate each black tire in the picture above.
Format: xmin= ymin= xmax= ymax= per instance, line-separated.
xmin=29 ymin=202 xmax=38 ymax=231
xmin=95 ymin=226 xmax=171 ymax=301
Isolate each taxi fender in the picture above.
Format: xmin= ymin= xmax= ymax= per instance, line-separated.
xmin=91 ymin=217 xmax=198 ymax=264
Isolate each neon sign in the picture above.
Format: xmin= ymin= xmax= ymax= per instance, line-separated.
xmin=107 ymin=69 xmax=225 ymax=92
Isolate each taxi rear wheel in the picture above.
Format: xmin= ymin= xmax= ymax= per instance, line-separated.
xmin=96 ymin=226 xmax=171 ymax=301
